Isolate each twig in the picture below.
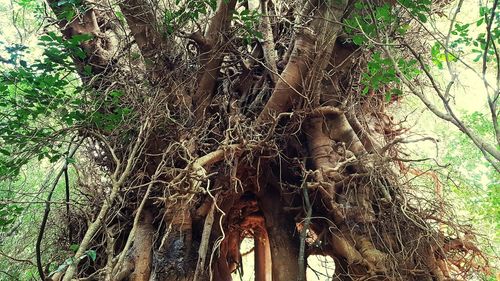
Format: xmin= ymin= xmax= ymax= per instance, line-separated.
xmin=64 ymin=165 xmax=72 ymax=244
xmin=61 ymin=120 xmax=149 ymax=281
xmin=36 ymin=137 xmax=83 ymax=281
xmin=0 ymin=250 xmax=35 ymax=266
xmin=298 ymin=160 xmax=312 ymax=281
xmin=193 ymin=195 xmax=217 ymax=281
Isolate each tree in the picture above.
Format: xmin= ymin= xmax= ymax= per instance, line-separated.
xmin=0 ymin=0 xmax=497 ymax=280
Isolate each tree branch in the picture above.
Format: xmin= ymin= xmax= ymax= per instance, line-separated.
xmin=259 ymin=0 xmax=279 ymax=84
xmin=119 ymin=0 xmax=167 ymax=78
xmin=256 ymin=0 xmax=348 ymax=124
xmin=192 ymin=0 xmax=237 ymax=117
xmin=60 ymin=121 xmax=149 ymax=281
xmin=46 ymin=0 xmax=113 ymax=77
xmin=395 ymin=44 xmax=500 ymax=169
xmin=36 ymin=138 xmax=82 ymax=281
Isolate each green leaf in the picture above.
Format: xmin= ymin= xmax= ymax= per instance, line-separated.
xmin=69 ymin=34 xmax=94 ymax=45
xmin=39 ymin=35 xmax=54 ymax=42
xmin=375 ymin=4 xmax=391 ymax=21
xmin=83 ymin=65 xmax=92 ymax=75
xmin=417 ymin=13 xmax=427 ymax=23
xmin=352 ymin=34 xmax=365 ymax=45
xmin=65 ymin=10 xmax=76 ymax=21
xmin=385 ymin=92 xmax=392 ymax=102
xmin=69 ymin=244 xmax=79 ymax=252
xmin=479 ymin=6 xmax=488 ymax=16
xmin=115 ymin=11 xmax=125 ymax=23
xmin=354 ymin=2 xmax=364 ymax=10
xmin=86 ymin=250 xmax=97 ymax=261
xmin=0 ymin=149 xmax=11 ymax=156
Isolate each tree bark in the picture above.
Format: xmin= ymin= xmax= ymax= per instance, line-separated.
xmin=254 ymin=228 xmax=272 ymax=281
xmin=192 ymin=0 xmax=237 ymax=117
xmin=259 ymin=177 xmax=300 ymax=281
xmin=129 ymin=209 xmax=154 ymax=281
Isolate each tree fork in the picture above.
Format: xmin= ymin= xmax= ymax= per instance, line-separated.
xmin=257 ymin=0 xmax=348 ymax=124
xmin=192 ymin=0 xmax=238 ymax=117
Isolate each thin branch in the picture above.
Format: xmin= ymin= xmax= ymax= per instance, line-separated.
xmin=36 ymin=137 xmax=83 ymax=281
xmin=259 ymin=0 xmax=279 ymax=84
xmin=193 ymin=195 xmax=217 ymax=281
xmin=298 ymin=165 xmax=312 ymax=281
xmin=444 ymin=0 xmax=464 ymax=91
xmin=0 ymin=250 xmax=35 ymax=266
xmin=482 ymin=0 xmax=500 ymax=146
xmin=112 ymin=143 xmax=165 ymax=277
xmin=61 ymin=121 xmax=149 ymax=281
xmin=64 ymin=164 xmax=72 ymax=244
xmin=396 ymin=44 xmax=500 ymax=169
xmin=482 ymin=0 xmax=498 ymax=78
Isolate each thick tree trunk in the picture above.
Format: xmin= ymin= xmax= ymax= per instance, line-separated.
xmin=150 ymin=202 xmax=195 ymax=281
xmin=259 ymin=179 xmax=300 ymax=281
xmin=129 ymin=210 xmax=154 ymax=281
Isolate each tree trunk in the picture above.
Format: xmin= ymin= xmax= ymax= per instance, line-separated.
xmin=259 ymin=177 xmax=300 ymax=281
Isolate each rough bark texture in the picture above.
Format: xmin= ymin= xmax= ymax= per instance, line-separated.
xmin=130 ymin=210 xmax=154 ymax=281
xmin=259 ymin=179 xmax=300 ymax=281
xmin=192 ymin=0 xmax=238 ymax=117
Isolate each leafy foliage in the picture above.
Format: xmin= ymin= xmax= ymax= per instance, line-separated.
xmin=344 ymin=2 xmax=422 ymax=101
xmin=49 ymin=0 xmax=84 ymax=21
xmin=163 ymin=0 xmax=218 ymax=35
xmin=399 ymin=0 xmax=431 ymax=23
xmin=232 ymin=8 xmax=263 ymax=44
xmin=0 ymin=37 xmax=85 ymax=178
xmin=0 ymin=203 xmax=23 ymax=230
xmin=441 ymin=112 xmax=499 ymax=261
xmin=163 ymin=0 xmax=262 ymax=43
